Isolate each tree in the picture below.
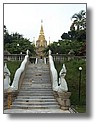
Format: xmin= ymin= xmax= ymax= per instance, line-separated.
xmin=71 ymin=10 xmax=86 ymax=31
xmin=4 ymin=25 xmax=7 ymax=34
xmin=4 ymin=25 xmax=12 ymax=45
xmin=61 ymin=32 xmax=70 ymax=40
xmin=60 ymin=10 xmax=86 ymax=56
xmin=4 ymin=25 xmax=36 ymax=55
xmin=77 ymin=30 xmax=86 ymax=41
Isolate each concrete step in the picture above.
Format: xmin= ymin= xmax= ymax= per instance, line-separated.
xmin=17 ymin=95 xmax=55 ymax=99
xmin=19 ymin=90 xmax=53 ymax=93
xmin=22 ymin=82 xmax=51 ymax=85
xmin=18 ymin=92 xmax=53 ymax=95
xmin=23 ymin=80 xmax=51 ymax=82
xmin=4 ymin=109 xmax=70 ymax=113
xmin=24 ymin=80 xmax=51 ymax=83
xmin=11 ymin=104 xmax=60 ymax=109
xmin=24 ymin=79 xmax=51 ymax=82
xmin=21 ymin=81 xmax=51 ymax=84
xmin=21 ymin=86 xmax=52 ymax=89
xmin=26 ymin=73 xmax=50 ymax=75
xmin=24 ymin=76 xmax=50 ymax=78
xmin=14 ymin=98 xmax=57 ymax=102
xmin=19 ymin=90 xmax=53 ymax=92
xmin=12 ymin=101 xmax=58 ymax=105
xmin=18 ymin=92 xmax=54 ymax=96
xmin=26 ymin=69 xmax=49 ymax=71
xmin=23 ymin=80 xmax=51 ymax=83
xmin=19 ymin=88 xmax=53 ymax=91
xmin=20 ymin=86 xmax=52 ymax=89
xmin=21 ymin=85 xmax=52 ymax=89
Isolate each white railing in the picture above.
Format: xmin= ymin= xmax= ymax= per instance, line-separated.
xmin=52 ymin=54 xmax=86 ymax=62
xmin=49 ymin=50 xmax=68 ymax=92
xmin=4 ymin=54 xmax=25 ymax=61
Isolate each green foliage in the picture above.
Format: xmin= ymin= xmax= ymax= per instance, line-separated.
xmin=54 ymin=59 xmax=86 ymax=107
xmin=60 ymin=10 xmax=86 ymax=56
xmin=44 ymin=40 xmax=85 ymax=56
xmin=7 ymin=61 xmax=22 ymax=85
xmin=4 ymin=26 xmax=36 ymax=55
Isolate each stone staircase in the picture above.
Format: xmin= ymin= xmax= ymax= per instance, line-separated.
xmin=4 ymin=59 xmax=71 ymax=113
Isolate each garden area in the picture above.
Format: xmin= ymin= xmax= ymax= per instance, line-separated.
xmin=54 ymin=59 xmax=86 ymax=113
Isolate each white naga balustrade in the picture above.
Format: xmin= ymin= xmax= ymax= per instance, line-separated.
xmin=4 ymin=50 xmax=30 ymax=110
xmin=4 ymin=63 xmax=11 ymax=90
xmin=58 ymin=64 xmax=68 ymax=92
xmin=11 ymin=50 xmax=29 ymax=90
xmin=49 ymin=50 xmax=58 ymax=91
xmin=49 ymin=50 xmax=68 ymax=92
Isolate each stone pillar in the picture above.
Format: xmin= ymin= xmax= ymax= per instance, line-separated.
xmin=53 ymin=91 xmax=71 ymax=110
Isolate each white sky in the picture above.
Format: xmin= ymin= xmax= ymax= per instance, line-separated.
xmin=4 ymin=3 xmax=86 ymax=44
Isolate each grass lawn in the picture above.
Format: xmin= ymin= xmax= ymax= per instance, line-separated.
xmin=75 ymin=105 xmax=86 ymax=113
xmin=7 ymin=61 xmax=22 ymax=85
xmin=54 ymin=59 xmax=86 ymax=113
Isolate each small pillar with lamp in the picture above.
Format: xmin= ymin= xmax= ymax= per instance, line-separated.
xmin=78 ymin=66 xmax=82 ymax=103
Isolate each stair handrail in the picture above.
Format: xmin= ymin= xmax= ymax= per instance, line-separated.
xmin=48 ymin=50 xmax=72 ymax=110
xmin=49 ymin=50 xmax=58 ymax=91
xmin=11 ymin=50 xmax=29 ymax=90
xmin=48 ymin=50 xmax=68 ymax=92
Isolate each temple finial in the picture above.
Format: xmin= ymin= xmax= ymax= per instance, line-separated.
xmin=41 ymin=19 xmax=43 ymax=24
xmin=49 ymin=37 xmax=50 ymax=45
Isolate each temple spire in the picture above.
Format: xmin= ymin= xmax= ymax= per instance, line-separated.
xmin=40 ymin=20 xmax=44 ymax=35
xmin=36 ymin=20 xmax=47 ymax=57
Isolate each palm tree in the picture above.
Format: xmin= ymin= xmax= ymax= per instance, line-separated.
xmin=71 ymin=10 xmax=86 ymax=31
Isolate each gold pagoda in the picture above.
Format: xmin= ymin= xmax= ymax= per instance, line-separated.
xmin=36 ymin=20 xmax=47 ymax=58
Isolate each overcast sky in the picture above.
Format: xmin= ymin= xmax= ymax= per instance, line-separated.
xmin=4 ymin=3 xmax=86 ymax=44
